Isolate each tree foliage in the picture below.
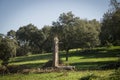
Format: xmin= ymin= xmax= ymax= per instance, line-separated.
xmin=16 ymin=24 xmax=47 ymax=55
xmin=0 ymin=37 xmax=17 ymax=66
xmin=52 ymin=12 xmax=100 ymax=61
xmin=2 ymin=12 xmax=100 ymax=60
xmin=7 ymin=30 xmax=16 ymax=39
xmin=100 ymin=0 xmax=120 ymax=45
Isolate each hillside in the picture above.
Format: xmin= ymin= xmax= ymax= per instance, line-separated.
xmin=9 ymin=46 xmax=120 ymax=69
xmin=0 ymin=46 xmax=120 ymax=80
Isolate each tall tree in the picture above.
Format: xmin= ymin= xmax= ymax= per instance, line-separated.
xmin=30 ymin=30 xmax=46 ymax=53
xmin=16 ymin=24 xmax=46 ymax=54
xmin=52 ymin=12 xmax=100 ymax=61
xmin=16 ymin=24 xmax=38 ymax=54
xmin=100 ymin=0 xmax=120 ymax=45
xmin=42 ymin=26 xmax=52 ymax=52
xmin=52 ymin=12 xmax=77 ymax=61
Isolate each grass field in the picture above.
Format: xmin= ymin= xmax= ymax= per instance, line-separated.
xmin=0 ymin=70 xmax=115 ymax=80
xmin=0 ymin=46 xmax=120 ymax=80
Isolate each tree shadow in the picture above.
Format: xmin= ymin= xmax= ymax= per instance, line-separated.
xmin=69 ymin=48 xmax=120 ymax=59
xmin=0 ymin=63 xmax=44 ymax=74
xmin=18 ymin=62 xmax=44 ymax=68
xmin=60 ymin=47 xmax=120 ymax=70
xmin=9 ymin=47 xmax=120 ymax=72
xmin=10 ymin=53 xmax=52 ymax=63
xmin=71 ymin=60 xmax=120 ymax=70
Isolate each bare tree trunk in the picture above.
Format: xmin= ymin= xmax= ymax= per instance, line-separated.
xmin=66 ymin=49 xmax=69 ymax=61
xmin=53 ymin=36 xmax=59 ymax=67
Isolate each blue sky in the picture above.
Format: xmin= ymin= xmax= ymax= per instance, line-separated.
xmin=0 ymin=0 xmax=110 ymax=34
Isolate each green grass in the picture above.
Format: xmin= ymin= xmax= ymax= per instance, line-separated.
xmin=9 ymin=53 xmax=52 ymax=68
xmin=0 ymin=46 xmax=120 ymax=80
xmin=0 ymin=70 xmax=114 ymax=80
xmin=61 ymin=46 xmax=120 ymax=70
xmin=8 ymin=46 xmax=120 ymax=69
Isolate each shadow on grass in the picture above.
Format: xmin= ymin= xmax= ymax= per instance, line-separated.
xmin=18 ymin=62 xmax=44 ymax=69
xmin=71 ymin=60 xmax=120 ymax=70
xmin=10 ymin=47 xmax=120 ymax=63
xmin=8 ymin=47 xmax=120 ymax=72
xmin=68 ymin=48 xmax=120 ymax=59
xmin=58 ymin=48 xmax=120 ymax=70
xmin=0 ymin=63 xmax=44 ymax=74
xmin=10 ymin=53 xmax=52 ymax=63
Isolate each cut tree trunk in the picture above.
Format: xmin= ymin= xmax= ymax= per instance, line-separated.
xmin=53 ymin=36 xmax=59 ymax=67
xmin=52 ymin=36 xmax=75 ymax=70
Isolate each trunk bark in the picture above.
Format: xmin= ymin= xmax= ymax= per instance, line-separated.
xmin=53 ymin=36 xmax=59 ymax=67
xmin=66 ymin=49 xmax=69 ymax=61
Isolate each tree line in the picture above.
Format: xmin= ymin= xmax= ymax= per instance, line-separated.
xmin=0 ymin=0 xmax=120 ymax=66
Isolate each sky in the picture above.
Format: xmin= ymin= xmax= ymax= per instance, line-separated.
xmin=0 ymin=0 xmax=110 ymax=34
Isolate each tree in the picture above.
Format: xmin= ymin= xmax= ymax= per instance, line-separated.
xmin=52 ymin=12 xmax=76 ymax=61
xmin=7 ymin=30 xmax=18 ymax=57
xmin=0 ymin=37 xmax=17 ymax=66
xmin=100 ymin=0 xmax=120 ymax=45
xmin=30 ymin=30 xmax=46 ymax=53
xmin=0 ymin=33 xmax=3 ymax=42
xmin=52 ymin=12 xmax=100 ymax=61
xmin=7 ymin=30 xmax=16 ymax=39
xmin=110 ymin=0 xmax=120 ymax=10
xmin=42 ymin=26 xmax=52 ymax=52
xmin=16 ymin=24 xmax=38 ymax=44
xmin=16 ymin=24 xmax=46 ymax=54
xmin=111 ymin=8 xmax=120 ymax=44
